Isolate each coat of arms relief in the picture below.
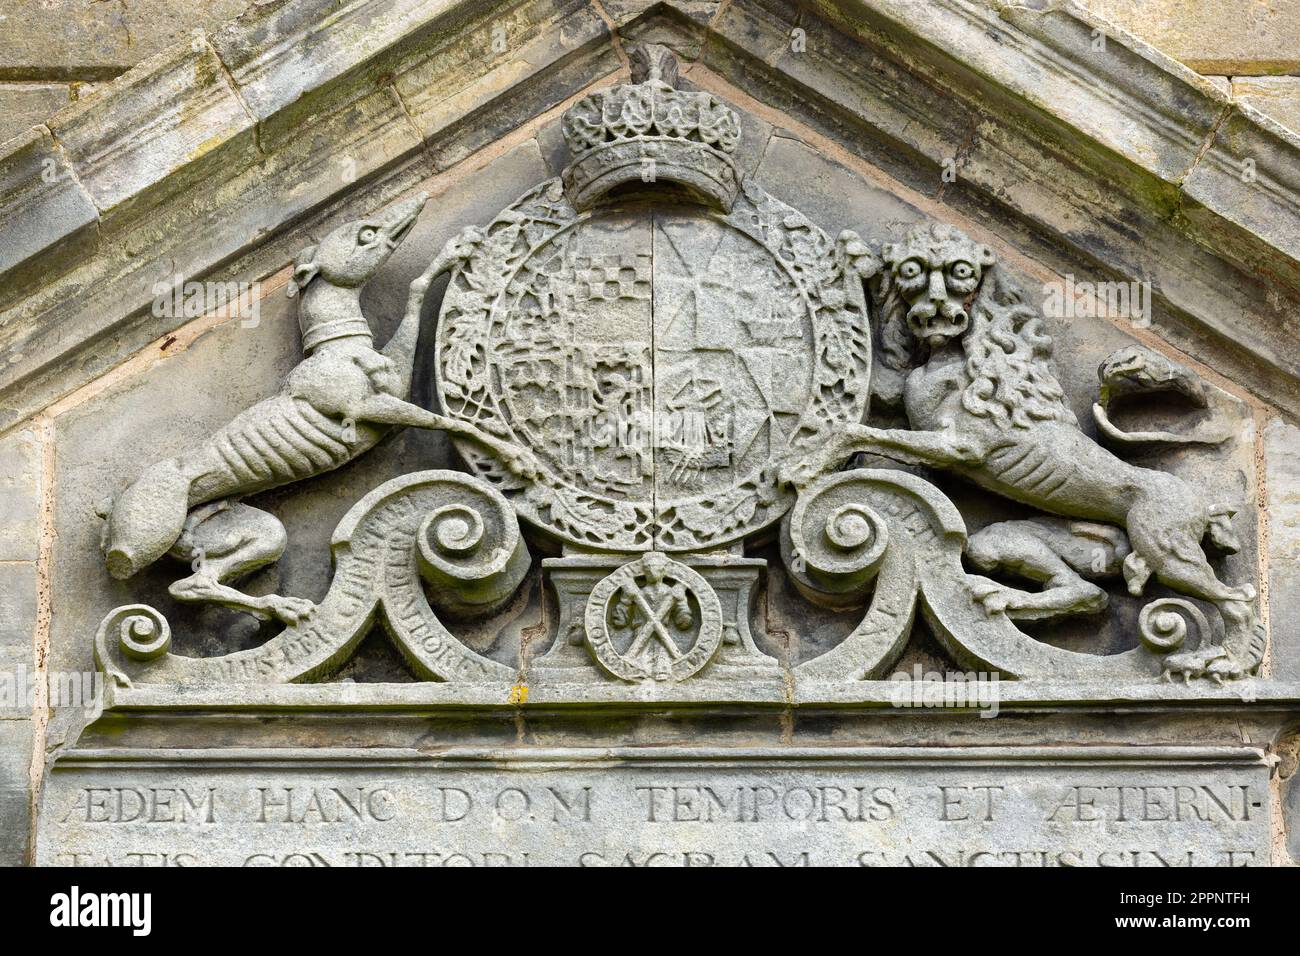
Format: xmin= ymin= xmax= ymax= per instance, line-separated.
xmin=93 ymin=45 xmax=1265 ymax=694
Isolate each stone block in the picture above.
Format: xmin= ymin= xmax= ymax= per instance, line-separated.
xmin=47 ymin=41 xmax=256 ymax=219
xmin=1265 ymin=419 xmax=1300 ymax=679
xmin=31 ymin=747 xmax=1275 ymax=866
xmin=0 ymin=563 xmax=37 ymax=675
xmin=0 ymin=717 xmax=32 ymax=867
xmin=0 ymin=427 xmax=43 ymax=563
xmin=0 ymin=83 xmax=74 ymax=144
xmin=0 ymin=0 xmax=253 ymax=79
xmin=0 ymin=785 xmax=29 ymax=866
xmin=1233 ymin=76 xmax=1300 ymax=136
xmin=0 ymin=126 xmax=98 ymax=289
xmin=391 ymin=0 xmax=617 ymax=168
xmin=0 ymin=720 xmax=32 ymax=784
xmin=1181 ymin=103 xmax=1300 ymax=287
xmin=1078 ymin=0 xmax=1300 ymax=74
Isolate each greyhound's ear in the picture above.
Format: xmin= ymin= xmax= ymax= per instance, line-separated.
xmin=289 ymin=245 xmax=320 ymax=298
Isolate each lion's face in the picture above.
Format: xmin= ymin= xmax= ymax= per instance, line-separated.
xmin=882 ymin=224 xmax=995 ymax=347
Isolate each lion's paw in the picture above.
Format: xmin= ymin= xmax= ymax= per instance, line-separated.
xmin=1160 ymin=645 xmax=1228 ymax=683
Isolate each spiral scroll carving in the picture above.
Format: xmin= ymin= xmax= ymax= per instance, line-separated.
xmin=781 ymin=474 xmax=891 ymax=608
xmin=1138 ymin=598 xmax=1204 ymax=653
xmin=413 ymin=474 xmax=531 ymax=620
xmin=113 ymin=605 xmax=173 ymax=661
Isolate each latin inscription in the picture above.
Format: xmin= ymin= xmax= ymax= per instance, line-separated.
xmin=38 ymin=761 xmax=1271 ymax=867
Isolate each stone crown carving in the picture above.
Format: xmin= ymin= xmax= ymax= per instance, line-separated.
xmin=561 ymin=44 xmax=741 ymax=210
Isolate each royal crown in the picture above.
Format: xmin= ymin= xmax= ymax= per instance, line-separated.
xmin=561 ymin=45 xmax=741 ymax=210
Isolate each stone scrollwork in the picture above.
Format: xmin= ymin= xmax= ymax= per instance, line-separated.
xmin=414 ymin=482 xmax=530 ymax=620
xmin=101 ymin=605 xmax=172 ymax=664
xmin=785 ymin=470 xmax=1184 ymax=683
xmin=781 ymin=475 xmax=892 ymax=608
xmin=333 ymin=471 xmax=520 ymax=682
xmin=96 ymin=469 xmax=521 ymax=688
xmin=1139 ymin=598 xmax=1209 ymax=654
xmin=92 ymin=43 xmax=1264 ymax=693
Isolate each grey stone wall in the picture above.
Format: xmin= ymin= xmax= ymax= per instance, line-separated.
xmin=1078 ymin=0 xmax=1300 ymax=135
xmin=2 ymin=0 xmax=1299 ymax=867
xmin=0 ymin=0 xmax=254 ymax=144
xmin=0 ymin=426 xmax=43 ymax=864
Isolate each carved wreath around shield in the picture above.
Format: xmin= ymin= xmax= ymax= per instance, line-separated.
xmin=433 ymin=177 xmax=873 ymax=552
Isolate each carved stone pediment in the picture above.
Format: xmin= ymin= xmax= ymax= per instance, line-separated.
xmin=10 ymin=0 xmax=1300 ymax=869
xmin=89 ymin=45 xmax=1267 ymax=695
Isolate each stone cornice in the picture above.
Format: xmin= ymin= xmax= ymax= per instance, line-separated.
xmin=0 ymin=0 xmax=1298 ymax=431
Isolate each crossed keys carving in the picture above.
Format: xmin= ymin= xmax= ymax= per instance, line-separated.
xmin=584 ymin=552 xmax=723 ymax=682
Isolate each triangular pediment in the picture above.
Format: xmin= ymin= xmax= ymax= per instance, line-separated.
xmin=0 ymin=0 xmax=1298 ymax=431
xmin=10 ymin=3 xmax=1300 ymax=874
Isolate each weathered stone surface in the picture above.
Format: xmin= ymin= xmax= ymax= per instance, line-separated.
xmin=1078 ymin=0 xmax=1300 ymax=75
xmin=0 ymin=0 xmax=253 ymax=79
xmin=0 ymin=783 xmax=29 ymax=866
xmin=1265 ymin=419 xmax=1300 ymax=680
xmin=76 ymin=47 xmax=1268 ymax=698
xmin=4 ymin=3 xmax=1299 ymax=871
xmin=0 ymin=563 xmax=37 ymax=673
xmin=0 ymin=0 xmax=622 ymax=436
xmin=708 ymin=0 xmax=1300 ymax=421
xmin=387 ymin=0 xmax=614 ymax=160
xmin=1181 ymin=105 xmax=1300 ymax=274
xmin=0 ymin=83 xmax=76 ymax=144
xmin=1233 ymin=76 xmax=1300 ymax=136
xmin=45 ymin=40 xmax=254 ymax=219
xmin=43 ymin=137 xmax=552 ymax=690
xmin=0 ymin=125 xmax=98 ymax=289
xmin=34 ymin=746 xmax=1273 ymax=867
xmin=0 ymin=430 xmax=40 ymax=868
xmin=0 ymin=427 xmax=42 ymax=563
xmin=4 ymin=0 xmax=1300 ymax=438
xmin=0 ymin=719 xmax=32 ymax=866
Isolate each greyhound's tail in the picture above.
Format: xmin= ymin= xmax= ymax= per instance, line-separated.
xmin=103 ymin=460 xmax=191 ymax=579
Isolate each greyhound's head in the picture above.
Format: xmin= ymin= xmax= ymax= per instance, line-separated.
xmin=291 ymin=193 xmax=428 ymax=293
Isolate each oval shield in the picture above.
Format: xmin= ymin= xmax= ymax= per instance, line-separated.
xmin=435 ymin=178 xmax=871 ymax=552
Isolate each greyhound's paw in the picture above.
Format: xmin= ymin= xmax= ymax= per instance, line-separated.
xmin=966 ymin=576 xmax=1030 ymax=616
xmin=267 ymin=595 xmax=316 ymax=627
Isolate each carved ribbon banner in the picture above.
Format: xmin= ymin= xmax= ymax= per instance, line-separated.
xmin=96 ymin=471 xmax=518 ymax=688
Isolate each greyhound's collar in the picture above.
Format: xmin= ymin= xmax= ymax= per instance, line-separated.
xmin=300 ymin=314 xmax=374 ymax=352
